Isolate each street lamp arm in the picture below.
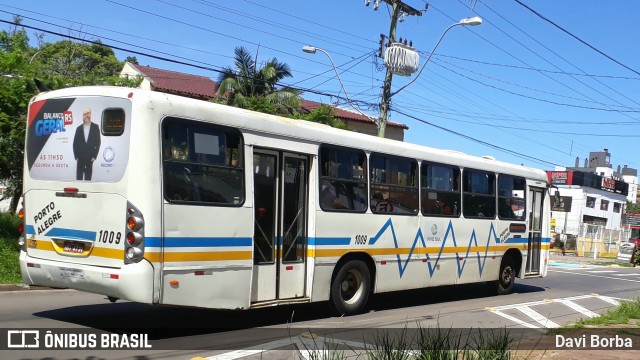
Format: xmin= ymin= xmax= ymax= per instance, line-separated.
xmin=302 ymin=46 xmax=372 ymax=120
xmin=390 ymin=22 xmax=459 ymax=98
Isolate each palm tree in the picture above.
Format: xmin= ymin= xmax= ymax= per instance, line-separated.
xmin=217 ymin=46 xmax=299 ymax=115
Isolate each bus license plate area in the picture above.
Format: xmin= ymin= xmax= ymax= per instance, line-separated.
xmin=60 ymin=267 xmax=84 ymax=279
xmin=63 ymin=241 xmax=85 ymax=254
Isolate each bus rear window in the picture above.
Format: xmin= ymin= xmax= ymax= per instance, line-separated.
xmin=101 ymin=108 xmax=125 ymax=136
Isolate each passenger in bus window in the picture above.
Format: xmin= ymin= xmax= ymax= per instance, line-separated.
xmin=73 ymin=107 xmax=101 ymax=180
xmin=321 ymin=181 xmax=346 ymax=210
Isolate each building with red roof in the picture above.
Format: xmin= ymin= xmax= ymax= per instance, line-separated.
xmin=120 ymin=63 xmax=407 ymax=140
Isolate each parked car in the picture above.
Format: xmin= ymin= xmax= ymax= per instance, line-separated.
xmin=616 ymin=242 xmax=635 ymax=263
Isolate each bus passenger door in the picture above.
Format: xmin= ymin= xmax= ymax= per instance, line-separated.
xmin=252 ymin=150 xmax=308 ymax=302
xmin=525 ymin=187 xmax=544 ymax=275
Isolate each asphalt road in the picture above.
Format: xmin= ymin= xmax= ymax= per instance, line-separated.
xmin=1 ymin=265 xmax=639 ymax=360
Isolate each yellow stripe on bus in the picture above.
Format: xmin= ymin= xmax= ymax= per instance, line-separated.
xmin=145 ymin=251 xmax=253 ymax=263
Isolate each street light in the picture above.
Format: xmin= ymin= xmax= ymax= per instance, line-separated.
xmin=389 ymin=16 xmax=482 ymax=98
xmin=302 ymin=45 xmax=371 ymax=119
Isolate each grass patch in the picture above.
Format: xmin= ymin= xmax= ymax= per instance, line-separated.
xmin=0 ymin=235 xmax=21 ymax=284
xmin=0 ymin=212 xmax=22 ymax=284
xmin=569 ymin=298 xmax=640 ymax=328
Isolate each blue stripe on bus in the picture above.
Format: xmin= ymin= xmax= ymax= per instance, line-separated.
xmin=44 ymin=228 xmax=96 ymax=241
xmin=26 ymin=225 xmax=35 ymax=235
xmin=310 ymin=237 xmax=351 ymax=246
xmin=504 ymin=237 xmax=551 ymax=244
xmin=145 ymin=237 xmax=252 ymax=248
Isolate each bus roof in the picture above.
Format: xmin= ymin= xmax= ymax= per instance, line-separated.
xmin=31 ymin=86 xmax=549 ymax=183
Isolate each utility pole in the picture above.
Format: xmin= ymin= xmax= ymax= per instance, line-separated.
xmin=373 ymin=0 xmax=423 ymax=138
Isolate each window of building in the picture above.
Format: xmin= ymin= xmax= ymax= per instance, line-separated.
xmin=463 ymin=169 xmax=496 ymax=219
xmin=162 ymin=118 xmax=244 ymax=205
xmin=613 ymin=202 xmax=622 ymax=213
xmin=319 ymin=145 xmax=367 ymax=212
xmin=370 ymin=153 xmax=418 ymax=215
xmin=600 ymin=199 xmax=609 ymax=211
xmin=498 ymin=175 xmax=526 ymax=220
xmin=586 ymin=196 xmax=596 ymax=208
xmin=421 ymin=162 xmax=460 ymax=217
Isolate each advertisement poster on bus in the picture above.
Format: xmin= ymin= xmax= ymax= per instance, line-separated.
xmin=26 ymin=97 xmax=132 ymax=183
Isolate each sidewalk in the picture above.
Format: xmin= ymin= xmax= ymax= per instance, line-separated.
xmin=549 ymin=251 xmax=632 ymax=268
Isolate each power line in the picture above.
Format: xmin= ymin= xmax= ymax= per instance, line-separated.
xmin=187 ymin=0 xmax=373 ymax=52
xmin=392 ymin=107 xmax=561 ymax=167
xmin=433 ymin=57 xmax=640 ymax=111
xmin=514 ymin=0 xmax=640 ymax=77
xmin=433 ymin=53 xmax=640 ymax=80
xmin=0 ymin=18 xmax=382 ymax=110
xmin=479 ymin=0 xmax=640 ymax=110
xmin=433 ymin=61 xmax=640 ymax=113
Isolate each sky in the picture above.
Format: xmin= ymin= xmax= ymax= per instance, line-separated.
xmin=2 ymin=0 xmax=640 ymax=173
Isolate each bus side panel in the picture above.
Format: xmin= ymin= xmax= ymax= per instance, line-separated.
xmin=160 ymin=204 xmax=253 ymax=309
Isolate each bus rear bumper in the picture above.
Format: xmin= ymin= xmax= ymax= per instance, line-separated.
xmin=19 ymin=250 xmax=154 ymax=304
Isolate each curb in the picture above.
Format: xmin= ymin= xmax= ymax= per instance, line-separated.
xmin=0 ymin=284 xmax=65 ymax=292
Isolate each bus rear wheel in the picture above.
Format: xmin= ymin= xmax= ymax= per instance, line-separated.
xmin=331 ymin=260 xmax=371 ymax=315
xmin=490 ymin=255 xmax=516 ymax=295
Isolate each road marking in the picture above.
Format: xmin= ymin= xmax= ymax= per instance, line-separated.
xmin=587 ymin=270 xmax=616 ymax=273
xmin=549 ymin=269 xmax=640 ymax=283
xmin=517 ymin=306 xmax=559 ymax=328
xmin=488 ymin=294 xmax=626 ymax=329
xmin=490 ymin=310 xmax=540 ymax=330
xmin=554 ymin=299 xmax=598 ymax=318
xmin=612 ymin=273 xmax=640 ymax=277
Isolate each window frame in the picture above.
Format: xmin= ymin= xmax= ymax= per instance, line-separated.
xmin=420 ymin=161 xmax=461 ymax=218
xmin=462 ymin=168 xmax=496 ymax=219
xmin=586 ymin=196 xmax=596 ymax=208
xmin=497 ymin=174 xmax=526 ymax=221
xmin=161 ymin=117 xmax=245 ymax=207
xmin=318 ymin=144 xmax=368 ymax=213
xmin=370 ymin=152 xmax=419 ymax=216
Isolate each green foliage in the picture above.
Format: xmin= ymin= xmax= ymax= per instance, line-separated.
xmin=626 ymin=201 xmax=640 ymax=214
xmin=0 ymin=20 xmax=139 ymax=212
xmin=0 ymin=212 xmax=21 ymax=284
xmin=299 ymin=104 xmax=349 ymax=130
xmin=0 ymin=212 xmax=20 ymax=239
xmin=217 ymin=46 xmax=300 ymax=115
xmin=568 ymin=298 xmax=640 ymax=327
xmin=0 ymin=235 xmax=21 ymax=284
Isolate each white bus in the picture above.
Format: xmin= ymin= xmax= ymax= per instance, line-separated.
xmin=19 ymin=86 xmax=550 ymax=315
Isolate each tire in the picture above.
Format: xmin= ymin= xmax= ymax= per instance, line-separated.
xmin=490 ymin=255 xmax=516 ymax=295
xmin=330 ymin=260 xmax=371 ymax=315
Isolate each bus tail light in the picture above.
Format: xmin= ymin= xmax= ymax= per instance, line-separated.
xmin=18 ymin=205 xmax=26 ymax=252
xmin=124 ymin=201 xmax=145 ymax=264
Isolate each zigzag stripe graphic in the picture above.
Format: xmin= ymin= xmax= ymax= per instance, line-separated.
xmin=369 ymin=218 xmax=500 ymax=278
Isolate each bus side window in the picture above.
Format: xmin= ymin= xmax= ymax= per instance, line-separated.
xmin=162 ymin=117 xmax=244 ymax=206
xmin=421 ymin=162 xmax=460 ymax=217
xmin=370 ymin=153 xmax=418 ymax=215
xmin=319 ymin=145 xmax=367 ymax=212
xmin=462 ymin=169 xmax=496 ymax=219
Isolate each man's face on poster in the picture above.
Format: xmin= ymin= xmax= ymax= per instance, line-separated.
xmin=83 ymin=108 xmax=91 ymax=125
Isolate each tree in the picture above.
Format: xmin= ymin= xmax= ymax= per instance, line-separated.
xmin=0 ymin=20 xmax=35 ymax=212
xmin=0 ymin=19 xmax=140 ymax=212
xmin=625 ymin=201 xmax=640 ymax=214
xmin=298 ymin=104 xmax=349 ymax=130
xmin=216 ymin=46 xmax=300 ymax=115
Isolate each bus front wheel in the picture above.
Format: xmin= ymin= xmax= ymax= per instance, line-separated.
xmin=490 ymin=255 xmax=516 ymax=295
xmin=331 ymin=260 xmax=371 ymax=315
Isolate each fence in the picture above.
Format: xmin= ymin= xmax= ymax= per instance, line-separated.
xmin=552 ymin=223 xmax=632 ymax=258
